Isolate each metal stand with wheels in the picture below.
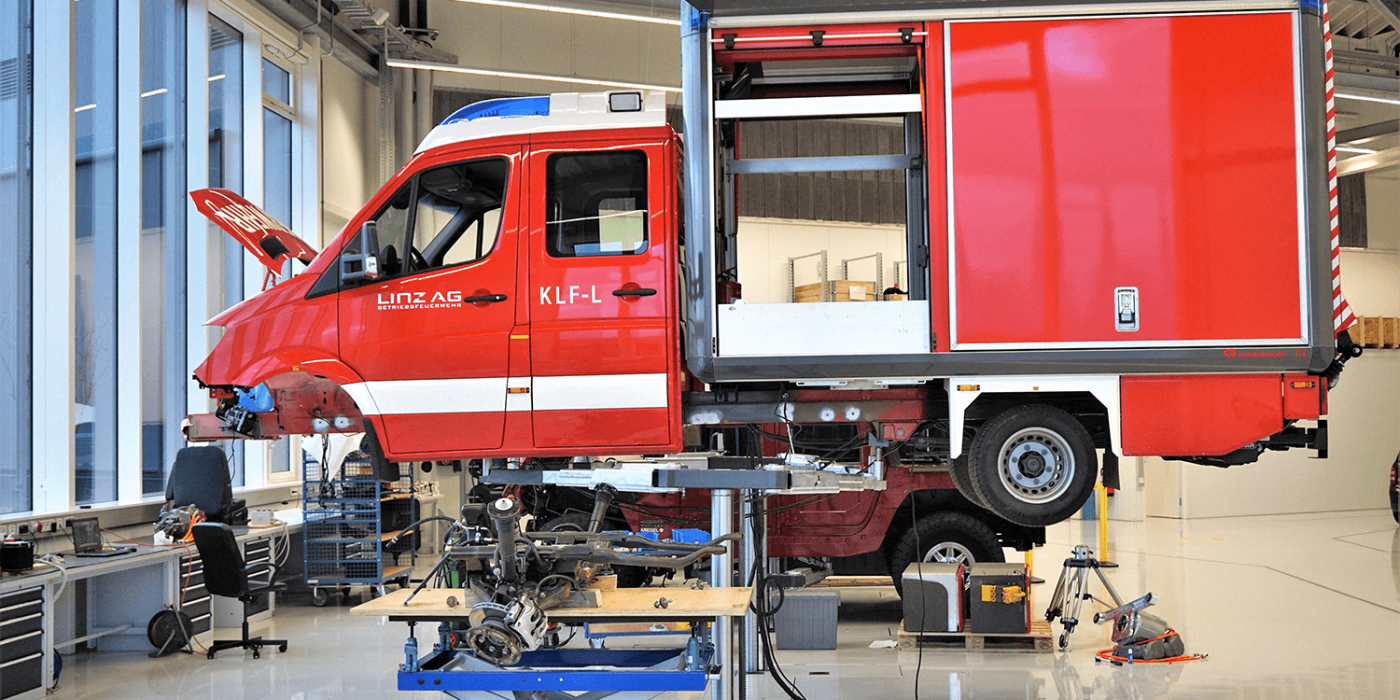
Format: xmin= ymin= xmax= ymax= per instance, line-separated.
xmin=1043 ymin=545 xmax=1124 ymax=650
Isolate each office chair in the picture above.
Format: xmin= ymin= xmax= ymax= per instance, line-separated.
xmin=166 ymin=446 xmax=245 ymax=524
xmin=191 ymin=523 xmax=288 ymax=659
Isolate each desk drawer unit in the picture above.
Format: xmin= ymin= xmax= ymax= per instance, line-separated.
xmin=244 ymin=538 xmax=273 ymax=617
xmin=178 ymin=554 xmax=212 ymax=637
xmin=0 ymin=587 xmax=45 ymax=700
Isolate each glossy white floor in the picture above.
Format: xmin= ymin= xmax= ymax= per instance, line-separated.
xmin=55 ymin=510 xmax=1400 ymax=699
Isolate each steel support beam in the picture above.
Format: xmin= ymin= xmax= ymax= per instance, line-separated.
xmin=251 ymin=0 xmax=380 ymax=80
xmin=1368 ymin=0 xmax=1400 ymax=32
xmin=1338 ymin=120 xmax=1399 ymax=144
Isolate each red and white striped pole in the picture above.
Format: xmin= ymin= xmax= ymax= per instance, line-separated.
xmin=1323 ymin=0 xmax=1358 ymax=336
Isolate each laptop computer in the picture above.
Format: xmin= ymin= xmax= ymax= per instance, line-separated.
xmin=72 ymin=517 xmax=137 ymax=558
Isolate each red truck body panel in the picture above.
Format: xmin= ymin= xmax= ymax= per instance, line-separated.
xmin=948 ymin=13 xmax=1305 ymax=349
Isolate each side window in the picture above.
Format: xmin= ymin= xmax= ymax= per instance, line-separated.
xmin=546 ymin=151 xmax=648 ymax=257
xmin=411 ymin=158 xmax=510 ymax=271
xmin=367 ymin=182 xmax=414 ymax=277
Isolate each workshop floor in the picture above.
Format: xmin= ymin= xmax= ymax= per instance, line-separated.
xmin=54 ymin=510 xmax=1400 ymax=699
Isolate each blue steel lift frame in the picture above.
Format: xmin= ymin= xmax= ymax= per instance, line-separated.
xmin=397 ymin=623 xmax=713 ymax=694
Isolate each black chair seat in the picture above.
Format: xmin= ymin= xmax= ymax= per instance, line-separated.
xmin=191 ymin=523 xmax=289 ymax=659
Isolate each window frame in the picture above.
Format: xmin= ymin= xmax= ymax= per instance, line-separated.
xmin=544 ymin=150 xmax=651 ymax=259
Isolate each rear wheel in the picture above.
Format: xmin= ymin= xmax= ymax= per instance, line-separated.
xmin=889 ymin=511 xmax=1004 ymax=597
xmin=967 ymin=405 xmax=1097 ymax=527
xmin=947 ymin=456 xmax=988 ymax=508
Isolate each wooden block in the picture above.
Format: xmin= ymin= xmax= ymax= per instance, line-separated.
xmin=351 ymin=586 xmax=753 ymax=620
xmin=1347 ymin=321 xmax=1366 ymax=347
xmin=1362 ymin=317 xmax=1385 ymax=347
xmin=1382 ymin=317 xmax=1399 ymax=348
xmin=794 ymin=280 xmax=874 ymax=303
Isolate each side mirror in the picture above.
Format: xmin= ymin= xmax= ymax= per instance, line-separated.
xmin=340 ymin=221 xmax=381 ymax=284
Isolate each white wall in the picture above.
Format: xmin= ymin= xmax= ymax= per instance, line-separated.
xmin=319 ymin=57 xmax=380 ymax=246
xmin=735 ymin=217 xmax=910 ymax=303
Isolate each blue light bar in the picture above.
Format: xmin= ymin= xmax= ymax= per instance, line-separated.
xmin=441 ymin=96 xmax=550 ymax=126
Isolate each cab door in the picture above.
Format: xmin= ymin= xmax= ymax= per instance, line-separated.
xmin=339 ymin=149 xmax=521 ymax=456
xmin=525 ymin=135 xmax=681 ymax=451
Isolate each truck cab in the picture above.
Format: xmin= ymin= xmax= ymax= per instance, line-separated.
xmin=192 ymin=92 xmax=688 ymax=462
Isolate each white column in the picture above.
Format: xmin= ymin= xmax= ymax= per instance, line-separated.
xmin=115 ymin=0 xmax=143 ymax=503
xmin=185 ymin=0 xmax=211 ymax=428
xmin=30 ymin=0 xmax=75 ymax=514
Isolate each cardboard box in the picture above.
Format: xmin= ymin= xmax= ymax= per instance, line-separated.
xmin=794 ymin=280 xmax=874 ymax=303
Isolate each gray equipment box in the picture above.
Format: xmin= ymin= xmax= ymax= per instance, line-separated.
xmin=902 ymin=562 xmax=964 ymax=633
xmin=969 ymin=563 xmax=1030 ymax=634
xmin=774 ymin=589 xmax=840 ymax=650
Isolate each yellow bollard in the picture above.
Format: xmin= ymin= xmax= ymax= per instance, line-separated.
xmin=1096 ymin=482 xmax=1118 ymax=567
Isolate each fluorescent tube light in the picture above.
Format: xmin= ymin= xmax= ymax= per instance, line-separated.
xmin=1335 ymin=92 xmax=1400 ymax=106
xmin=446 ymin=0 xmax=680 ymax=26
xmin=140 ymin=88 xmax=168 ymax=98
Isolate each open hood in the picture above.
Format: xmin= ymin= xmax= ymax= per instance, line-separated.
xmin=190 ymin=188 xmax=318 ymax=277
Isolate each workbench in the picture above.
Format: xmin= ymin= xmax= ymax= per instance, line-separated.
xmin=352 ymin=586 xmax=752 ymax=622
xmin=353 ymin=585 xmax=752 ymax=698
xmin=0 ymin=513 xmax=301 ymax=700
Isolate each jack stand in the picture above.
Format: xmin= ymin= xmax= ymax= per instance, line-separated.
xmin=402 ymin=621 xmax=419 ymax=672
xmin=1044 ymin=545 xmax=1125 ymax=650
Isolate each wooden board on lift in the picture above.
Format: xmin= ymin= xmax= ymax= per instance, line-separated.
xmin=351 ymin=586 xmax=753 ymax=621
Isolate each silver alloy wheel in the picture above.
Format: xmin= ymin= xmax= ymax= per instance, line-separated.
xmin=921 ymin=540 xmax=976 ymax=567
xmin=997 ymin=427 xmax=1075 ymax=504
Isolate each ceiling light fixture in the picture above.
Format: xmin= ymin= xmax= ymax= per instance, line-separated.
xmin=446 ymin=0 xmax=680 ymax=26
xmin=1335 ymin=92 xmax=1400 ymax=106
xmin=140 ymin=88 xmax=168 ymax=98
xmin=386 ymin=58 xmax=681 ymax=93
xmin=1336 ymin=145 xmax=1378 ymax=155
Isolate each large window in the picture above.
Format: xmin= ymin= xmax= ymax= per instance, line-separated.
xmin=262 ymin=56 xmax=293 ymax=474
xmin=74 ymin=0 xmax=119 ymax=506
xmin=208 ymin=14 xmax=245 ymax=486
xmin=0 ymin=0 xmax=32 ymax=515
xmin=140 ymin=0 xmax=187 ymax=495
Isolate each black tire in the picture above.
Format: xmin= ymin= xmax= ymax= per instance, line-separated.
xmin=310 ymin=588 xmax=330 ymax=607
xmin=947 ymin=456 xmax=988 ymax=508
xmin=967 ymin=405 xmax=1097 ymax=527
xmin=540 ymin=513 xmax=649 ymax=587
xmin=540 ymin=513 xmax=591 ymax=533
xmin=889 ymin=511 xmax=1004 ymax=598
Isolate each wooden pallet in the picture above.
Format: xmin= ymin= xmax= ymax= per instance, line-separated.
xmin=811 ymin=575 xmax=893 ymax=588
xmin=897 ymin=619 xmax=1054 ymax=653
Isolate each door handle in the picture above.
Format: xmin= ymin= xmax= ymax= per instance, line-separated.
xmin=612 ymin=288 xmax=657 ymax=298
xmin=463 ymin=293 xmax=508 ymax=304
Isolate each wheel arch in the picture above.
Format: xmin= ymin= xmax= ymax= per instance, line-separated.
xmin=947 ymin=376 xmax=1120 ymax=458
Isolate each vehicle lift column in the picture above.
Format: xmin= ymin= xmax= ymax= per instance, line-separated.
xmin=712 ymin=488 xmax=735 ymax=700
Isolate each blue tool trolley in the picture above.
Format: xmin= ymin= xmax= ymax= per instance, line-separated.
xmin=302 ymin=451 xmax=417 ymax=606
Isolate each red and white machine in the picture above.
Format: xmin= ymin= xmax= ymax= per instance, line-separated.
xmin=188 ymin=0 xmax=1360 ymax=527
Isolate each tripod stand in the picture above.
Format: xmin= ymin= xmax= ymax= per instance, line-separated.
xmin=1044 ymin=545 xmax=1124 ymax=650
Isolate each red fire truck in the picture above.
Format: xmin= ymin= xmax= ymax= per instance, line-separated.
xmin=189 ymin=0 xmax=1360 ymax=534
